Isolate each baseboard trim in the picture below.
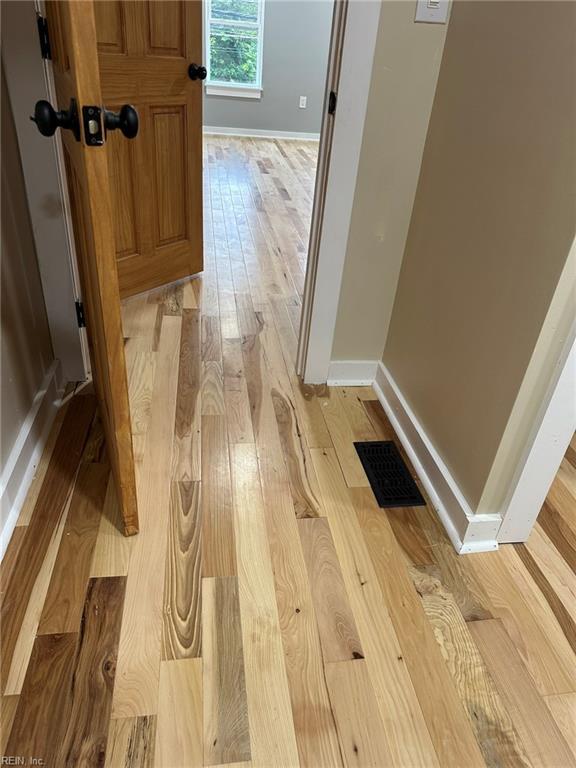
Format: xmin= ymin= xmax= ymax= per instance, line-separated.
xmin=203 ymin=125 xmax=320 ymax=141
xmin=0 ymin=361 xmax=63 ymax=560
xmin=373 ymin=362 xmax=500 ymax=554
xmin=327 ymin=360 xmax=378 ymax=386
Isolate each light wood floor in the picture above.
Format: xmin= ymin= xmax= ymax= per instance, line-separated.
xmin=2 ymin=136 xmax=576 ymax=767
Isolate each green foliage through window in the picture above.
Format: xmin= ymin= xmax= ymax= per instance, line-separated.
xmin=207 ymin=0 xmax=263 ymax=87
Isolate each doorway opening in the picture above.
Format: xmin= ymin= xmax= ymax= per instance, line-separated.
xmin=199 ymin=0 xmax=336 ymax=358
xmin=120 ymin=0 xmax=341 ymax=388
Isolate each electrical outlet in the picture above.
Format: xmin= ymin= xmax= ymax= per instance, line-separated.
xmin=299 ymin=96 xmax=307 ymax=109
xmin=415 ymin=0 xmax=450 ymax=23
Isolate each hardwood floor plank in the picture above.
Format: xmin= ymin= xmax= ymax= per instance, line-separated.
xmin=241 ymin=317 xmax=342 ymax=765
xmin=298 ymin=517 xmax=364 ymax=662
xmin=417 ymin=505 xmax=495 ymax=622
xmin=470 ymin=619 xmax=575 ymax=768
xmin=90 ymin=476 xmax=134 ymax=578
xmin=125 ymin=349 xmax=156 ymax=464
xmin=202 ymin=576 xmax=251 ymax=766
xmin=162 ymin=481 xmax=202 ymax=660
xmin=385 ymin=507 xmax=435 ymax=566
xmin=353 ymin=487 xmax=486 ymax=768
xmin=258 ymin=451 xmax=343 ymax=767
xmin=202 ymin=360 xmax=226 ymax=416
xmin=105 ymin=716 xmax=157 ymax=768
xmin=223 ymin=337 xmax=254 ymax=445
xmin=173 ymin=308 xmax=201 ymax=482
xmin=537 ymin=500 xmax=576 ymax=573
xmin=122 ymin=295 xmax=158 ymax=344
xmin=319 ymin=390 xmax=369 ymax=488
xmin=182 ymin=276 xmax=199 ymax=309
xmin=271 ymin=386 xmax=323 ymax=518
xmin=6 ymin=633 xmax=78 ymax=764
xmin=230 ymin=443 xmax=300 ymax=767
xmin=325 ymin=659 xmax=395 ymax=767
xmin=544 ymin=693 xmax=576 ymax=761
xmin=0 ymin=695 xmax=18 ymax=754
xmin=0 ymin=526 xmax=26 ymax=598
xmin=201 ymin=415 xmax=236 ymax=577
xmin=0 ymin=394 xmax=96 ymax=692
xmin=526 ymin=524 xmax=576 ymax=626
xmin=470 ymin=550 xmax=576 ymax=695
xmin=156 ymin=659 xmax=203 ymax=767
xmin=38 ymin=462 xmax=109 ymax=635
xmin=337 ymin=387 xmax=378 ymax=442
xmin=514 ymin=542 xmax=576 ymax=654
xmin=411 ymin=565 xmax=531 ymax=768
xmin=3 ymin=492 xmax=71 ymax=695
xmin=57 ymin=576 xmax=127 ymax=766
xmin=310 ymin=447 xmax=440 ymax=767
xmin=202 ymin=314 xmax=223 ymax=362
xmin=112 ymin=316 xmax=181 ymax=719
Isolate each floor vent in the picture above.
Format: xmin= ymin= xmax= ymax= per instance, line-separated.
xmin=354 ymin=441 xmax=426 ymax=508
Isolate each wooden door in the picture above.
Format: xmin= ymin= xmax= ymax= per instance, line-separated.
xmin=46 ymin=1 xmax=138 ymax=535
xmin=94 ymin=1 xmax=204 ymax=298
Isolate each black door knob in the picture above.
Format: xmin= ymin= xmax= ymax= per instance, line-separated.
xmin=188 ymin=63 xmax=207 ymax=81
xmin=30 ymin=98 xmax=80 ymax=140
xmin=103 ymin=105 xmax=139 ymax=139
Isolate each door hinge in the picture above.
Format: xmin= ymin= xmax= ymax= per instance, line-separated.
xmin=36 ymin=15 xmax=52 ymax=60
xmin=328 ymin=90 xmax=337 ymax=115
xmin=75 ymin=300 xmax=86 ymax=328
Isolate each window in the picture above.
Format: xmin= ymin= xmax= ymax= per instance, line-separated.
xmin=205 ymin=0 xmax=265 ymax=97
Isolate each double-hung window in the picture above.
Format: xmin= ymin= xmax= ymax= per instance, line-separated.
xmin=205 ymin=0 xmax=265 ymax=97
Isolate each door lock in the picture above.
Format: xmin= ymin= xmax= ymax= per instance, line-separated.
xmin=103 ymin=105 xmax=139 ymax=138
xmin=82 ymin=104 xmax=139 ymax=146
xmin=30 ymin=98 xmax=80 ymax=141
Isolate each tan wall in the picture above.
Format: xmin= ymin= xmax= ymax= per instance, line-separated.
xmin=383 ymin=1 xmax=576 ymax=509
xmin=1 ymin=68 xmax=53 ymax=469
xmin=332 ymin=1 xmax=448 ymax=360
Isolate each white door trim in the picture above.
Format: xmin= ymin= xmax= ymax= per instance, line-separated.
xmin=297 ymin=0 xmax=382 ymax=384
xmin=2 ymin=0 xmax=87 ymax=382
xmin=497 ymin=332 xmax=576 ymax=543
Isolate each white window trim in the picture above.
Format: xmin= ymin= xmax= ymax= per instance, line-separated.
xmin=205 ymin=84 xmax=262 ymax=99
xmin=205 ymin=0 xmax=265 ymax=93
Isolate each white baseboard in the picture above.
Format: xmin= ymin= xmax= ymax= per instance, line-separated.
xmin=203 ymin=125 xmax=320 ymax=141
xmin=373 ymin=362 xmax=500 ymax=554
xmin=0 ymin=361 xmax=64 ymax=560
xmin=327 ymin=360 xmax=378 ymax=386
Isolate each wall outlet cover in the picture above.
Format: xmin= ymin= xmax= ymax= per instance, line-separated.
xmin=415 ymin=0 xmax=450 ymax=24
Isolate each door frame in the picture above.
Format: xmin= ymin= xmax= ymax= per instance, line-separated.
xmin=1 ymin=0 xmax=89 ymax=384
xmin=296 ymin=0 xmax=382 ymax=384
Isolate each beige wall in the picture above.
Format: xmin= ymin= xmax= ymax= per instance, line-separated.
xmin=383 ymin=1 xmax=576 ymax=509
xmin=331 ymin=0 xmax=448 ymax=360
xmin=1 ymin=68 xmax=54 ymax=470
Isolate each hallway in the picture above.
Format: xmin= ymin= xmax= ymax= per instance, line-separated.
xmin=1 ymin=136 xmax=575 ymax=767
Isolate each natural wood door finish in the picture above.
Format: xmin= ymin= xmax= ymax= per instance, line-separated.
xmin=94 ymin=1 xmax=204 ymax=297
xmin=46 ymin=1 xmax=138 ymax=537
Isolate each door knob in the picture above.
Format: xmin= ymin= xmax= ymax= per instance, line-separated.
xmin=188 ymin=63 xmax=207 ymax=81
xmin=103 ymin=105 xmax=139 ymax=139
xmin=30 ymin=99 xmax=80 ymax=140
